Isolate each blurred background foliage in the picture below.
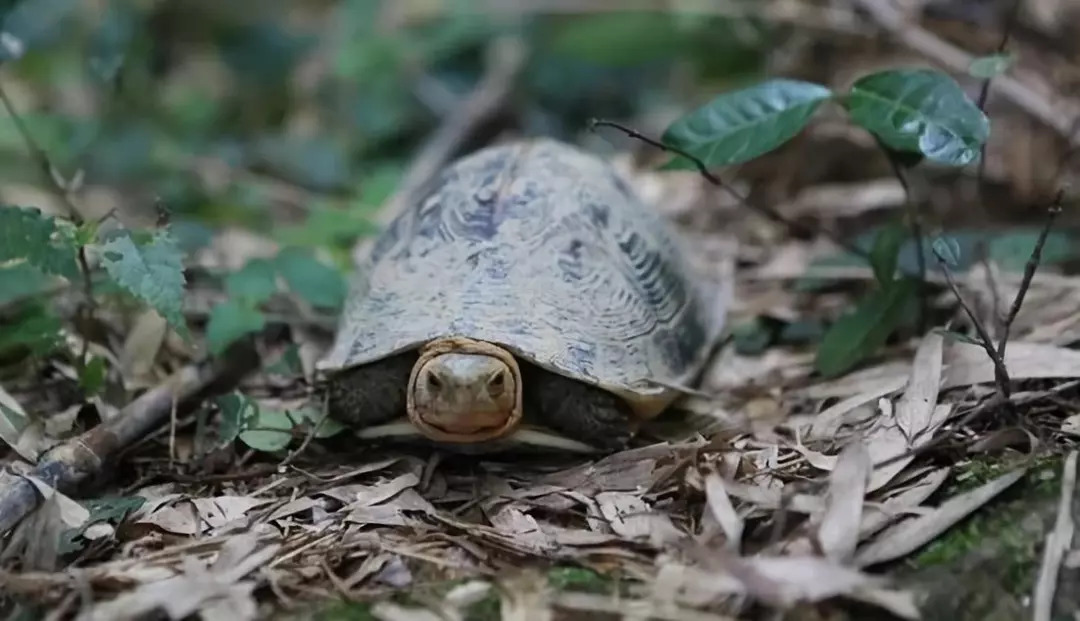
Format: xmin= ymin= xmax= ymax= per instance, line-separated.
xmin=0 ymin=0 xmax=775 ymax=270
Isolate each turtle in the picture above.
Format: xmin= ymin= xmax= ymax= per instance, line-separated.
xmin=317 ymin=138 xmax=726 ymax=452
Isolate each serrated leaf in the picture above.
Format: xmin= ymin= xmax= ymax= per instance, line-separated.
xmin=205 ymin=299 xmax=265 ymax=355
xmin=932 ymin=236 xmax=962 ymax=267
xmin=843 ymin=69 xmax=990 ymax=166
xmin=661 ymin=79 xmax=833 ymax=168
xmin=239 ymin=408 xmax=297 ymax=452
xmin=225 ymin=258 xmax=278 ymax=304
xmin=215 ymin=392 xmax=257 ymax=447
xmin=0 ymin=206 xmax=78 ymax=278
xmin=870 ymin=221 xmax=907 ymax=285
xmin=815 ymin=278 xmax=918 ymax=377
xmin=98 ymin=228 xmax=187 ymax=333
xmin=0 ymin=0 xmax=78 ymax=62
xmin=275 ymin=247 xmax=346 ymax=310
xmin=968 ymin=53 xmax=1014 ymax=79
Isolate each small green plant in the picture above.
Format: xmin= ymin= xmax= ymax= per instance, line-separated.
xmin=601 ymin=62 xmax=999 ymax=377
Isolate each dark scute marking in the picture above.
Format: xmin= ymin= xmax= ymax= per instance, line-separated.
xmin=585 ymin=202 xmax=610 ymax=228
xmin=608 ymin=169 xmax=636 ymax=202
xmin=558 ymin=239 xmax=586 ymax=281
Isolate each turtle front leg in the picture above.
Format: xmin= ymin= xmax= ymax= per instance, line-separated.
xmin=526 ymin=369 xmax=633 ymax=451
xmin=325 ymin=351 xmax=417 ymax=428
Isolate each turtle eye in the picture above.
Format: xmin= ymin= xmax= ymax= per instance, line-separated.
xmin=486 ymin=370 xmax=506 ymax=397
xmin=426 ymin=373 xmax=443 ymax=391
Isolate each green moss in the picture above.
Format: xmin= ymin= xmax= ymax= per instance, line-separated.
xmin=904 ymin=454 xmax=1064 ymax=592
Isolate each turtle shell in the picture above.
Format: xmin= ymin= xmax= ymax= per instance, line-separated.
xmin=318 ymin=138 xmax=725 ymax=419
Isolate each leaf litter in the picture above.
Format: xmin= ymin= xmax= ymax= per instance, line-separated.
xmin=3 ymin=128 xmax=1080 ymax=621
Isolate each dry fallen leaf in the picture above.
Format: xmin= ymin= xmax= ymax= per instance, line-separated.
xmin=855 ymin=467 xmax=1028 ymax=567
xmin=120 ymin=309 xmax=169 ymax=389
xmin=816 ymin=439 xmax=871 ymax=563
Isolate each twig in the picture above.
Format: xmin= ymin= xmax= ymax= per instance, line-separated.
xmin=930 ymin=195 xmax=1064 ymax=413
xmin=879 ymin=144 xmax=927 ymax=331
xmin=854 ymin=0 xmax=1080 ymax=150
xmin=0 ymin=340 xmax=259 ymax=536
xmin=996 ymin=192 xmax=1063 ymax=360
xmin=974 ymin=0 xmax=1023 ymax=184
xmin=0 ymin=82 xmax=97 ymax=365
xmin=933 ymin=254 xmax=1013 ymax=404
xmin=589 ymin=118 xmax=917 ymax=279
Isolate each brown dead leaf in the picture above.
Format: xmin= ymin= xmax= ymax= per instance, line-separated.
xmin=487 ymin=505 xmax=557 ymax=553
xmin=191 ymin=496 xmax=273 ymax=532
xmin=0 ymin=384 xmax=49 ymax=462
xmin=596 ymin=491 xmax=683 ymax=547
xmin=1033 ymin=451 xmax=1077 ymax=621
xmin=703 ymin=473 xmax=743 ymax=552
xmin=859 ymin=467 xmax=950 ymax=540
xmin=817 ymin=440 xmax=871 ymax=563
xmin=855 ymin=467 xmax=1028 ymax=567
xmin=325 ymin=471 xmax=420 ymax=508
xmin=1 ymin=476 xmax=89 ymax=571
xmin=78 ymin=531 xmax=279 ymax=621
xmin=120 ymin=309 xmax=168 ymax=390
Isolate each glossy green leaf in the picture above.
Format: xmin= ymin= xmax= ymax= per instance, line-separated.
xmin=239 ymin=408 xmax=297 ymax=452
xmin=0 ymin=206 xmax=78 ymax=279
xmin=661 ymin=79 xmax=833 ymax=168
xmin=968 ymin=53 xmax=1014 ymax=79
xmin=0 ymin=302 xmax=63 ymax=355
xmin=0 ymin=262 xmax=55 ymax=306
xmin=225 ymin=258 xmax=278 ymax=304
xmin=98 ymin=228 xmax=187 ymax=334
xmin=205 ymin=300 xmax=265 ymax=356
xmin=932 ymin=236 xmax=962 ymax=267
xmin=275 ymin=247 xmax=346 ymax=310
xmin=815 ymin=278 xmax=918 ymax=377
xmin=843 ymin=69 xmax=990 ymax=166
xmin=870 ymin=221 xmax=907 ymax=286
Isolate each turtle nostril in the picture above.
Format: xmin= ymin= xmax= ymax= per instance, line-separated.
xmin=486 ymin=370 xmax=506 ymax=397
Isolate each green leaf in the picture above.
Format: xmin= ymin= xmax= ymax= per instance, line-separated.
xmin=225 ymin=258 xmax=278 ymax=304
xmin=275 ymin=247 xmax=346 ymax=310
xmin=843 ymin=69 xmax=990 ymax=166
xmin=968 ymin=53 xmax=1014 ymax=79
xmin=870 ymin=221 xmax=907 ymax=285
xmin=932 ymin=236 xmax=962 ymax=267
xmin=548 ymin=13 xmax=687 ymax=66
xmin=265 ymin=345 xmax=303 ymax=376
xmin=0 ymin=303 xmax=63 ymax=355
xmin=215 ymin=392 xmax=257 ymax=447
xmin=0 ymin=206 xmax=79 ymax=279
xmin=815 ymin=278 xmax=918 ymax=377
xmin=0 ymin=0 xmax=79 ymax=62
xmin=0 ymin=262 xmax=55 ymax=306
xmin=205 ymin=300 xmax=265 ymax=355
xmin=98 ymin=228 xmax=187 ymax=333
xmin=79 ymin=356 xmax=107 ymax=396
xmin=297 ymin=407 xmax=346 ymax=439
xmin=239 ymin=408 xmax=297 ymax=452
xmin=661 ymin=79 xmax=833 ymax=168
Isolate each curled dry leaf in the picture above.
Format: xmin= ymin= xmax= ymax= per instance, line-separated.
xmin=1032 ymin=451 xmax=1077 ymax=621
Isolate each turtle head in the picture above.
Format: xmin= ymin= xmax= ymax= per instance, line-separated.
xmin=407 ymin=338 xmax=523 ymax=443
